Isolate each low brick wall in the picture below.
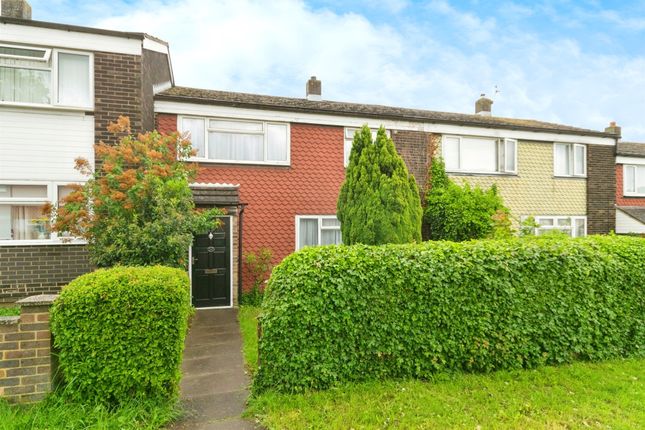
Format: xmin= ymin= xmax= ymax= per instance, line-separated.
xmin=0 ymin=294 xmax=57 ymax=403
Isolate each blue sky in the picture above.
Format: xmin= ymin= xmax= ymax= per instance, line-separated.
xmin=30 ymin=0 xmax=645 ymax=139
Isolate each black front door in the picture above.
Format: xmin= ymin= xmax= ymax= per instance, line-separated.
xmin=191 ymin=217 xmax=231 ymax=308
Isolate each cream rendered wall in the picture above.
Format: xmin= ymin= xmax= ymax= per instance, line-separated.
xmin=616 ymin=210 xmax=645 ymax=234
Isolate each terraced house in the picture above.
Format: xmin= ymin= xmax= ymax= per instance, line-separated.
xmin=0 ymin=1 xmax=620 ymax=307
xmin=615 ymin=141 xmax=645 ymax=234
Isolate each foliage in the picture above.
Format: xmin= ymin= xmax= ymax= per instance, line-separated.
xmin=519 ymin=215 xmax=540 ymax=237
xmin=337 ymin=125 xmax=422 ymax=245
xmin=247 ymin=358 xmax=645 ymax=429
xmin=425 ymin=157 xmax=512 ymax=241
xmin=0 ymin=395 xmax=181 ymax=430
xmin=253 ymin=236 xmax=645 ymax=393
xmin=0 ymin=306 xmax=19 ymax=317
xmin=241 ymin=248 xmax=273 ymax=306
xmin=239 ymin=306 xmax=261 ymax=375
xmin=50 ymin=266 xmax=191 ymax=405
xmin=46 ymin=116 xmax=221 ymax=268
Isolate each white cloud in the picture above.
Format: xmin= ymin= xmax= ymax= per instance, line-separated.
xmin=87 ymin=0 xmax=645 ymax=140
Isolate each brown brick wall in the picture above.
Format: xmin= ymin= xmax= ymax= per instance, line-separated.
xmin=94 ymin=52 xmax=143 ymax=145
xmin=587 ymin=144 xmax=616 ymax=234
xmin=0 ymin=245 xmax=91 ymax=303
xmin=391 ymin=130 xmax=435 ymax=194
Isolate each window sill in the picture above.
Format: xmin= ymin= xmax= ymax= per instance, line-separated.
xmin=553 ymin=175 xmax=587 ymax=179
xmin=0 ymin=101 xmax=93 ymax=113
xmin=623 ymin=194 xmax=645 ymax=198
xmin=0 ymin=239 xmax=87 ymax=247
xmin=447 ymin=171 xmax=518 ymax=177
xmin=188 ymin=158 xmax=291 ymax=168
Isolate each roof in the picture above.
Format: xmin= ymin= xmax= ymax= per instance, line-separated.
xmin=617 ymin=206 xmax=645 ymax=224
xmin=157 ymin=86 xmax=614 ymax=137
xmin=617 ymin=142 xmax=645 ymax=157
xmin=0 ymin=16 xmax=168 ymax=45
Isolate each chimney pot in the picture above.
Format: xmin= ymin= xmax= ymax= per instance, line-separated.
xmin=605 ymin=121 xmax=622 ymax=137
xmin=475 ymin=94 xmax=493 ymax=116
xmin=1 ymin=0 xmax=32 ymax=19
xmin=306 ymin=76 xmax=322 ymax=101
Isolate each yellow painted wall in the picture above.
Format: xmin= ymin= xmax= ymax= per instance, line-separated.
xmin=440 ymin=140 xmax=587 ymax=226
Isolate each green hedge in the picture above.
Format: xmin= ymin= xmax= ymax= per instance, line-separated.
xmin=254 ymin=236 xmax=645 ymax=393
xmin=51 ymin=266 xmax=191 ymax=404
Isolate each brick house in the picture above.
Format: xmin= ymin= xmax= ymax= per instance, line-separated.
xmin=0 ymin=1 xmax=173 ymax=301
xmin=0 ymin=1 xmax=621 ymax=308
xmin=615 ymin=140 xmax=645 ymax=234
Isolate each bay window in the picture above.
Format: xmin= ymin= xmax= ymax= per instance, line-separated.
xmin=0 ymin=183 xmax=79 ymax=244
xmin=181 ymin=117 xmax=289 ymax=165
xmin=344 ymin=127 xmax=390 ymax=167
xmin=623 ymin=165 xmax=645 ymax=196
xmin=296 ymin=215 xmax=342 ymax=250
xmin=442 ymin=135 xmax=517 ymax=174
xmin=0 ymin=43 xmax=93 ymax=109
xmin=554 ymin=143 xmax=586 ymax=177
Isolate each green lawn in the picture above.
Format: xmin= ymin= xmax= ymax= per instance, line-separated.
xmin=0 ymin=306 xmax=20 ymax=317
xmin=0 ymin=396 xmax=180 ymax=430
xmin=239 ymin=306 xmax=644 ymax=429
xmin=239 ymin=305 xmax=261 ymax=375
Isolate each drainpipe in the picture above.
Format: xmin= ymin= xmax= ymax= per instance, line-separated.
xmin=237 ymin=203 xmax=247 ymax=305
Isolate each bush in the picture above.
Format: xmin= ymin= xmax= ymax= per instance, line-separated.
xmin=51 ymin=266 xmax=191 ymax=404
xmin=337 ymin=125 xmax=422 ymax=245
xmin=241 ymin=248 xmax=273 ymax=306
xmin=425 ymin=158 xmax=511 ymax=241
xmin=254 ymin=236 xmax=645 ymax=393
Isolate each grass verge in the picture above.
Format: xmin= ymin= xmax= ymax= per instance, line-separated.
xmin=0 ymin=306 xmax=20 ymax=317
xmin=239 ymin=305 xmax=261 ymax=375
xmin=239 ymin=306 xmax=644 ymax=429
xmin=0 ymin=395 xmax=181 ymax=430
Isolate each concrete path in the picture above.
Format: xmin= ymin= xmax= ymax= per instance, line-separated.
xmin=171 ymin=309 xmax=257 ymax=430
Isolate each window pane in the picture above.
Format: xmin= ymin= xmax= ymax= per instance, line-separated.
xmin=537 ymin=217 xmax=554 ymax=226
xmin=555 ymin=144 xmax=570 ymax=176
xmin=574 ymin=218 xmax=586 ymax=237
xmin=637 ymin=166 xmax=645 ymax=194
xmin=0 ymin=66 xmax=50 ymax=104
xmin=0 ymin=184 xmax=47 ymax=198
xmin=344 ymin=139 xmax=352 ymax=167
xmin=182 ymin=118 xmax=205 ymax=157
xmin=443 ymin=137 xmax=460 ymax=170
xmin=461 ymin=137 xmax=496 ymax=172
xmin=0 ymin=205 xmax=50 ymax=240
xmin=267 ymin=124 xmax=288 ymax=161
xmin=505 ymin=140 xmax=516 ymax=172
xmin=209 ymin=132 xmax=263 ymax=162
xmin=557 ymin=218 xmax=571 ymax=227
xmin=321 ymin=217 xmax=341 ymax=228
xmin=209 ymin=119 xmax=262 ymax=132
xmin=321 ymin=229 xmax=342 ymax=245
xmin=574 ymin=145 xmax=585 ymax=176
xmin=624 ymin=166 xmax=636 ymax=193
xmin=0 ymin=46 xmax=47 ymax=59
xmin=298 ymin=218 xmax=319 ymax=249
xmin=57 ymin=53 xmax=90 ymax=107
xmin=345 ymin=128 xmax=358 ymax=139
xmin=57 ymin=185 xmax=76 ymax=204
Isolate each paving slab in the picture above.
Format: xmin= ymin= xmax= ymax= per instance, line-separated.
xmin=170 ymin=308 xmax=258 ymax=429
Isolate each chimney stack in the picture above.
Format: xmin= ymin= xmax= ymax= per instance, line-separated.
xmin=1 ymin=0 xmax=32 ymax=19
xmin=475 ymin=94 xmax=493 ymax=116
xmin=604 ymin=121 xmax=622 ymax=137
xmin=306 ymin=76 xmax=321 ymax=101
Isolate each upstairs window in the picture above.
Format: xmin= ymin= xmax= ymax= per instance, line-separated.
xmin=344 ymin=127 xmax=391 ymax=167
xmin=296 ymin=215 xmax=342 ymax=250
xmin=181 ymin=117 xmax=289 ymax=165
xmin=0 ymin=44 xmax=92 ymax=109
xmin=554 ymin=143 xmax=586 ymax=177
xmin=624 ymin=165 xmax=645 ymax=196
xmin=443 ymin=135 xmax=517 ymax=174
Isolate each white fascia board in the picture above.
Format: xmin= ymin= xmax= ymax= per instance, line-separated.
xmin=154 ymin=100 xmax=615 ymax=146
xmin=143 ymin=37 xmax=169 ymax=54
xmin=0 ymin=22 xmax=141 ymax=55
xmin=616 ymin=156 xmax=645 ymax=165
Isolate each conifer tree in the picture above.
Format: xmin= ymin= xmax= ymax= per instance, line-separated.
xmin=337 ymin=125 xmax=422 ymax=245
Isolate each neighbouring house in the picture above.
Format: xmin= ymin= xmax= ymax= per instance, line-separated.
xmin=0 ymin=1 xmax=621 ymax=309
xmin=0 ymin=0 xmax=173 ymax=302
xmin=615 ymin=139 xmax=645 ymax=234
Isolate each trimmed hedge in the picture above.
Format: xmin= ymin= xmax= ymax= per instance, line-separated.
xmin=254 ymin=236 xmax=645 ymax=393
xmin=51 ymin=266 xmax=191 ymax=404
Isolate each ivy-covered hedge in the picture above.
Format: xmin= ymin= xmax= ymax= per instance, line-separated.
xmin=254 ymin=236 xmax=645 ymax=393
xmin=51 ymin=266 xmax=191 ymax=404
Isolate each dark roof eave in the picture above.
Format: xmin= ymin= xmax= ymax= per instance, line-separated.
xmin=155 ymin=94 xmax=615 ymax=138
xmin=0 ymin=16 xmax=169 ymax=45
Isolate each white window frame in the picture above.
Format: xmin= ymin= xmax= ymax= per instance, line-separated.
xmin=553 ymin=143 xmax=586 ymax=178
xmin=525 ymin=215 xmax=587 ymax=238
xmin=295 ymin=215 xmax=342 ymax=250
xmin=344 ymin=127 xmax=390 ymax=168
xmin=442 ymin=135 xmax=518 ymax=174
xmin=179 ymin=116 xmax=290 ymax=166
xmin=0 ymin=43 xmax=51 ymax=62
xmin=0 ymin=181 xmax=86 ymax=246
xmin=0 ymin=44 xmax=94 ymax=110
xmin=623 ymin=164 xmax=645 ymax=197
